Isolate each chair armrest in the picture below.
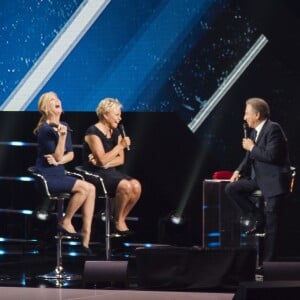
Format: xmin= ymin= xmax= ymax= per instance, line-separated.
xmin=75 ymin=166 xmax=108 ymax=195
xmin=27 ymin=166 xmax=51 ymax=198
xmin=65 ymin=170 xmax=84 ymax=180
xmin=75 ymin=165 xmax=102 ymax=179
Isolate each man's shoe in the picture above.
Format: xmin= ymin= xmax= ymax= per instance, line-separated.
xmin=245 ymin=220 xmax=265 ymax=235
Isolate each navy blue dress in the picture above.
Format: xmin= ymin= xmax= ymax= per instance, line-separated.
xmin=35 ymin=122 xmax=77 ymax=193
xmin=82 ymin=125 xmax=131 ymax=197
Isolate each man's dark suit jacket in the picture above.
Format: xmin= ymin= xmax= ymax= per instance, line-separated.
xmin=237 ymin=119 xmax=291 ymax=198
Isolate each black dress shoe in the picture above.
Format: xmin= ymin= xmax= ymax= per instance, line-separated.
xmin=245 ymin=220 xmax=265 ymax=235
xmin=57 ymin=224 xmax=82 ymax=239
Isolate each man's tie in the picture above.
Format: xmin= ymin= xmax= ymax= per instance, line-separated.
xmin=251 ymin=129 xmax=257 ymax=179
xmin=252 ymin=129 xmax=257 ymax=142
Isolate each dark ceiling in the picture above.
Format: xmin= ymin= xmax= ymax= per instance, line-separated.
xmin=240 ymin=0 xmax=300 ymax=75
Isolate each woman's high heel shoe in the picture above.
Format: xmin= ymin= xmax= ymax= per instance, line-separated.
xmin=79 ymin=245 xmax=95 ymax=256
xmin=57 ymin=224 xmax=82 ymax=238
xmin=114 ymin=228 xmax=134 ymax=236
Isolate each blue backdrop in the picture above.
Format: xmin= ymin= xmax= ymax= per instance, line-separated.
xmin=0 ymin=0 xmax=259 ymax=125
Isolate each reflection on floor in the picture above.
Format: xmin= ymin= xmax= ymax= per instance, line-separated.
xmin=0 ymin=237 xmax=139 ymax=289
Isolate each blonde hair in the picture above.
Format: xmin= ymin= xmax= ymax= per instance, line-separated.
xmin=33 ymin=91 xmax=57 ymax=135
xmin=96 ymin=98 xmax=122 ymax=120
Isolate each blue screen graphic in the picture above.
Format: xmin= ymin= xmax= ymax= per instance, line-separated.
xmin=0 ymin=0 xmax=259 ymax=125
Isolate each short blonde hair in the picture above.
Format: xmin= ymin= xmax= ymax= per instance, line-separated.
xmin=96 ymin=98 xmax=122 ymax=120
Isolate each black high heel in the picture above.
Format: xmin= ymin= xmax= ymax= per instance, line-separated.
xmin=57 ymin=224 xmax=82 ymax=238
xmin=79 ymin=245 xmax=95 ymax=256
xmin=114 ymin=228 xmax=134 ymax=236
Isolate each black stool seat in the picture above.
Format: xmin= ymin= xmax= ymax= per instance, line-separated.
xmin=51 ymin=193 xmax=71 ymax=199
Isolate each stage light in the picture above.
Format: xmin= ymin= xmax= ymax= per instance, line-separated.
xmin=169 ymin=212 xmax=185 ymax=225
xmin=158 ymin=211 xmax=189 ymax=245
xmin=21 ymin=209 xmax=33 ymax=215
xmin=36 ymin=210 xmax=49 ymax=221
xmin=166 ymin=211 xmax=185 ymax=225
xmin=240 ymin=217 xmax=251 ymax=227
xmin=18 ymin=176 xmax=34 ymax=182
xmin=8 ymin=141 xmax=26 ymax=146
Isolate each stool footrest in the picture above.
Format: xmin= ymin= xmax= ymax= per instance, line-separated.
xmin=37 ymin=267 xmax=81 ymax=281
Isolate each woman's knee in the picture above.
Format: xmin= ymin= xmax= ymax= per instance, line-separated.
xmin=74 ymin=180 xmax=94 ymax=196
xmin=117 ymin=180 xmax=132 ymax=194
xmin=131 ymin=179 xmax=142 ymax=196
xmin=87 ymin=182 xmax=96 ymax=196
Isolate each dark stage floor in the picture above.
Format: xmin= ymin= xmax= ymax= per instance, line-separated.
xmin=0 ymin=240 xmax=236 ymax=300
xmin=0 ymin=237 xmax=140 ymax=289
xmin=2 ymin=240 xmax=300 ymax=300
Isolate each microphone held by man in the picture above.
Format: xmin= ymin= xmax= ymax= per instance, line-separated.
xmin=242 ymin=121 xmax=255 ymax=152
xmin=243 ymin=121 xmax=248 ymax=138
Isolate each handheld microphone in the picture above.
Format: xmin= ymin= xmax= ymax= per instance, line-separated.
xmin=119 ymin=123 xmax=130 ymax=151
xmin=243 ymin=122 xmax=248 ymax=138
xmin=49 ymin=122 xmax=73 ymax=132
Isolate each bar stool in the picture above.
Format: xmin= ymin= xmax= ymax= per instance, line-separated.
xmin=248 ymin=189 xmax=265 ymax=267
xmin=28 ymin=166 xmax=82 ymax=283
xmin=249 ymin=166 xmax=296 ymax=267
xmin=74 ymin=166 xmax=129 ymax=286
xmin=74 ymin=166 xmax=119 ymax=260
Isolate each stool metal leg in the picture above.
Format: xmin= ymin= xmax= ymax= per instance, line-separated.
xmin=105 ymin=194 xmax=111 ymax=260
xmin=99 ymin=177 xmax=112 ymax=260
xmin=37 ymin=197 xmax=81 ymax=282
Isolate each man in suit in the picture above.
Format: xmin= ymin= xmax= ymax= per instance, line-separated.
xmin=225 ymin=97 xmax=291 ymax=262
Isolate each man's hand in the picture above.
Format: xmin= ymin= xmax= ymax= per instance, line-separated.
xmin=242 ymin=138 xmax=255 ymax=151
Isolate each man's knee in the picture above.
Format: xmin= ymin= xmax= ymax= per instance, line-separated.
xmin=225 ymin=182 xmax=235 ymax=195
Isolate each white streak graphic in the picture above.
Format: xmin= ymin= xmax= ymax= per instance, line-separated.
xmin=1 ymin=0 xmax=111 ymax=111
xmin=188 ymin=34 xmax=268 ymax=133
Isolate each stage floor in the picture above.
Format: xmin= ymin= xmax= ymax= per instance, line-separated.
xmin=0 ymin=286 xmax=234 ymax=300
xmin=0 ymin=242 xmax=238 ymax=300
xmin=0 ymin=251 xmax=235 ymax=300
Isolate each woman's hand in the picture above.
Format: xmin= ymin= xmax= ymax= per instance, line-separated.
xmin=44 ymin=154 xmax=58 ymax=166
xmin=88 ymin=153 xmax=97 ymax=166
xmin=57 ymin=124 xmax=67 ymax=136
xmin=120 ymin=136 xmax=131 ymax=149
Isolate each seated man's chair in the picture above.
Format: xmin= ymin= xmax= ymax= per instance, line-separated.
xmin=248 ymin=166 xmax=296 ymax=267
xmin=28 ymin=166 xmax=82 ymax=282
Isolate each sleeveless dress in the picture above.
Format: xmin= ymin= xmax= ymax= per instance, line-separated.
xmin=82 ymin=125 xmax=132 ymax=197
xmin=35 ymin=122 xmax=77 ymax=193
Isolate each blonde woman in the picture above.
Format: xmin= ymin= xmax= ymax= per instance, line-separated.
xmin=34 ymin=91 xmax=95 ymax=255
xmin=82 ymin=98 xmax=141 ymax=235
